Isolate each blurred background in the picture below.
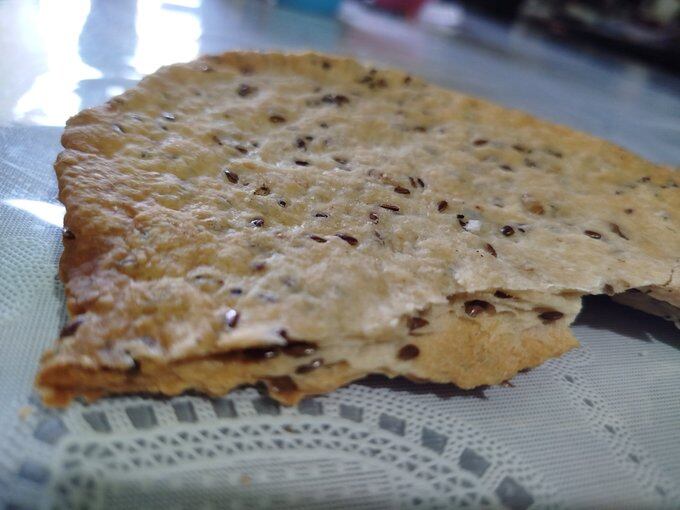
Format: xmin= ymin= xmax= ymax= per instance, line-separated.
xmin=366 ymin=0 xmax=680 ymax=70
xmin=0 ymin=0 xmax=678 ymax=159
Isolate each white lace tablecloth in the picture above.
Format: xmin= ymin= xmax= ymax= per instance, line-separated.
xmin=1 ymin=1 xmax=679 ymax=508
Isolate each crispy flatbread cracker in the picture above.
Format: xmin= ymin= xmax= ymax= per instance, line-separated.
xmin=36 ymin=52 xmax=679 ymax=406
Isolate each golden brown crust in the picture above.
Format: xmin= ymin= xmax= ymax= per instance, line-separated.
xmin=37 ymin=299 xmax=578 ymax=407
xmin=36 ymin=51 xmax=678 ymax=406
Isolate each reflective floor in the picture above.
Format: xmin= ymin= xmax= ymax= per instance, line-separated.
xmin=2 ymin=0 xmax=679 ymax=162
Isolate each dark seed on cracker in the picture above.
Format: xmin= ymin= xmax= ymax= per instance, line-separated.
xmin=267 ymin=375 xmax=298 ymax=393
xmin=237 ymin=84 xmax=257 ymax=97
xmin=464 ymin=300 xmax=493 ymax=317
xmin=501 ymin=225 xmax=514 ymax=236
xmin=296 ymin=358 xmax=324 ymax=374
xmin=242 ymin=347 xmax=279 ymax=361
xmin=336 ymin=234 xmax=358 ymax=246
xmin=610 ymin=223 xmax=629 ymax=240
xmin=60 ymin=319 xmax=83 ymax=338
xmin=398 ymin=344 xmax=420 ymax=360
xmin=538 ymin=310 xmax=564 ymax=323
xmin=322 ymin=94 xmax=349 ymax=106
xmin=407 ymin=317 xmax=429 ymax=332
xmin=223 ymin=169 xmax=239 ymax=184
xmin=283 ymin=340 xmax=317 ymax=358
xmin=484 ymin=243 xmax=497 ymax=257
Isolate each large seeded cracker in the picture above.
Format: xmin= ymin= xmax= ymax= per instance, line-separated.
xmin=37 ymin=52 xmax=679 ymax=406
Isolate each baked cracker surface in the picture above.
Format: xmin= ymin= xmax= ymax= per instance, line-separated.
xmin=37 ymin=51 xmax=679 ymax=406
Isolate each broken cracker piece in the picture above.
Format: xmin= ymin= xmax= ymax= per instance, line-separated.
xmin=36 ymin=52 xmax=679 ymax=406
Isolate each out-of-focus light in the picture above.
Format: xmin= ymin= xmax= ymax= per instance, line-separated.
xmin=13 ymin=0 xmax=101 ymax=126
xmin=130 ymin=0 xmax=201 ymax=75
xmin=164 ymin=0 xmax=201 ymax=8
xmin=105 ymin=85 xmax=126 ymax=98
xmin=418 ymin=1 xmax=463 ymax=33
xmin=5 ymin=199 xmax=65 ymax=227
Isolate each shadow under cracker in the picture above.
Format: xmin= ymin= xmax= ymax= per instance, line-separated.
xmin=574 ymin=295 xmax=680 ymax=349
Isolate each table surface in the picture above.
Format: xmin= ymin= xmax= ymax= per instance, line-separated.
xmin=1 ymin=1 xmax=679 ymax=509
